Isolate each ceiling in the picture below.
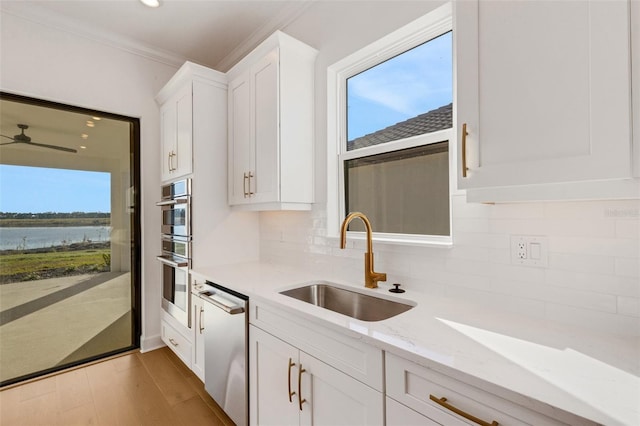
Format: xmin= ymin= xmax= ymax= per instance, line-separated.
xmin=0 ymin=97 xmax=131 ymax=171
xmin=0 ymin=0 xmax=314 ymax=71
xmin=0 ymin=0 xmax=314 ymax=169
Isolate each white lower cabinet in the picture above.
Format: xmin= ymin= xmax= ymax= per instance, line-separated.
xmin=386 ymin=353 xmax=596 ymax=426
xmin=249 ymin=325 xmax=384 ymax=426
xmin=191 ymin=295 xmax=205 ymax=381
xmin=160 ymin=315 xmax=192 ymax=368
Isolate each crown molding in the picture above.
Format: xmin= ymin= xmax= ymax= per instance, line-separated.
xmin=1 ymin=2 xmax=187 ymax=69
xmin=215 ymin=0 xmax=316 ymax=72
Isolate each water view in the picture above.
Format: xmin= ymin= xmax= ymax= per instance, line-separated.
xmin=0 ymin=226 xmax=111 ymax=251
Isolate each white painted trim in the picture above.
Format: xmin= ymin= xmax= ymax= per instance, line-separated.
xmin=140 ymin=333 xmax=165 ymax=353
xmin=326 ymin=3 xmax=454 ymax=243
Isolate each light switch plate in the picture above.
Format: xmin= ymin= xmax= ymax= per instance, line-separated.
xmin=510 ymin=235 xmax=548 ymax=267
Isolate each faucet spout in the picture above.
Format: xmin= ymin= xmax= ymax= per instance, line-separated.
xmin=340 ymin=212 xmax=387 ymax=289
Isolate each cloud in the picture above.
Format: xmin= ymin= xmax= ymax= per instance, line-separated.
xmin=347 ymin=32 xmax=452 ymax=118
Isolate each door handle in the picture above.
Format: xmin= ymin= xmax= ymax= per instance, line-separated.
xmin=462 ymin=123 xmax=469 ymax=178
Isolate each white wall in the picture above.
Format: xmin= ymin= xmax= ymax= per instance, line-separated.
xmin=0 ymin=9 xmax=179 ymax=350
xmin=257 ymin=1 xmax=640 ymax=337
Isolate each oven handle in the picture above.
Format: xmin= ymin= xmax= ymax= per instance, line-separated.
xmin=198 ymin=292 xmax=245 ymax=315
xmin=156 ymin=198 xmax=189 ymax=206
xmin=156 ymin=255 xmax=189 ymax=268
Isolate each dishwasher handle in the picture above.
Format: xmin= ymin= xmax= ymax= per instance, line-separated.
xmin=199 ymin=292 xmax=245 ymax=315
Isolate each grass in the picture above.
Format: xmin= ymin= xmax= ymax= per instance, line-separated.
xmin=0 ymin=218 xmax=110 ymax=228
xmin=0 ymin=248 xmax=110 ymax=283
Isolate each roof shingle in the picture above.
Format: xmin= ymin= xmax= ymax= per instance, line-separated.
xmin=347 ymin=103 xmax=452 ymax=150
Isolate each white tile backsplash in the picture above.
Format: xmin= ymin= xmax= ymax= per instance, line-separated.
xmin=259 ymin=197 xmax=640 ymax=336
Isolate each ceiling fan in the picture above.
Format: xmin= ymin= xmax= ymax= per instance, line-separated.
xmin=0 ymin=124 xmax=77 ymax=153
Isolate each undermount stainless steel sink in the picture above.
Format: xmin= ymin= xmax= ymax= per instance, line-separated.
xmin=280 ymin=282 xmax=414 ymax=321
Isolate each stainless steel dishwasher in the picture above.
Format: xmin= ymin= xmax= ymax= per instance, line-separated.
xmin=197 ymin=281 xmax=248 ymax=426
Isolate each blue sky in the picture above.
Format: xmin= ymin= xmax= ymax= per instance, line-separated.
xmin=0 ymin=165 xmax=110 ymax=213
xmin=347 ymin=31 xmax=452 ymax=141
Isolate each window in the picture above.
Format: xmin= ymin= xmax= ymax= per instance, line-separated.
xmin=328 ymin=4 xmax=453 ymax=245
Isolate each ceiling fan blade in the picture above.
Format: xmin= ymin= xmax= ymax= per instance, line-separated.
xmin=27 ymin=141 xmax=78 ymax=153
xmin=1 ymin=134 xmax=15 ymax=140
xmin=0 ymin=141 xmax=20 ymax=146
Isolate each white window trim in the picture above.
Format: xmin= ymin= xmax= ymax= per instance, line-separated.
xmin=326 ymin=2 xmax=455 ymax=246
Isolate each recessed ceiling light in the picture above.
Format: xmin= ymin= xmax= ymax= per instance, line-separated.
xmin=80 ymin=145 xmax=87 ymax=149
xmin=86 ymin=120 xmax=95 ymax=128
xmin=92 ymin=116 xmax=101 ymax=121
xmin=140 ymin=0 xmax=160 ymax=7
xmin=81 ymin=133 xmax=89 ymax=139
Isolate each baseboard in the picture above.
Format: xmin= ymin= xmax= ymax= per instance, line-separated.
xmin=140 ymin=333 xmax=165 ymax=353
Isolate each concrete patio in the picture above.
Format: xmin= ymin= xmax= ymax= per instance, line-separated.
xmin=0 ymin=272 xmax=132 ymax=383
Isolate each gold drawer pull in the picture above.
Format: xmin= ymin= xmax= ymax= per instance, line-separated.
xmin=168 ymin=338 xmax=179 ymax=347
xmin=429 ymin=395 xmax=498 ymax=426
xmin=288 ymin=358 xmax=296 ymax=402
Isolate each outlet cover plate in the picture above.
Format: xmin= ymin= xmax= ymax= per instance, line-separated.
xmin=510 ymin=235 xmax=548 ymax=267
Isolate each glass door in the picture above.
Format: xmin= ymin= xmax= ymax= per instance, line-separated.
xmin=0 ymin=92 xmax=140 ymax=386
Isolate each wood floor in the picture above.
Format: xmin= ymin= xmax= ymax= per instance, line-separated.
xmin=0 ymin=347 xmax=235 ymax=426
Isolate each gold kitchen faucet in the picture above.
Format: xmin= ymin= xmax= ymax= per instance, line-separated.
xmin=340 ymin=212 xmax=387 ymax=289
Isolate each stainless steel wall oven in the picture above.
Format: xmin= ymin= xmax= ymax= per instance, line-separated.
xmin=157 ymin=179 xmax=192 ymax=327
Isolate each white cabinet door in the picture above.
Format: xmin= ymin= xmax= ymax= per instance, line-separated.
xmin=160 ymin=82 xmax=193 ymax=182
xmin=160 ymin=100 xmax=177 ymax=182
xmin=298 ymin=351 xmax=384 ymax=426
xmin=227 ymin=31 xmax=316 ymax=210
xmin=228 ymin=49 xmax=280 ymax=206
xmin=174 ymin=83 xmax=193 ymax=179
xmin=191 ymin=295 xmax=205 ymax=381
xmin=250 ymin=326 xmax=300 ymax=426
xmin=251 ymin=48 xmax=280 ymax=204
xmin=456 ymin=0 xmax=632 ymax=189
xmin=228 ymin=73 xmax=252 ymax=204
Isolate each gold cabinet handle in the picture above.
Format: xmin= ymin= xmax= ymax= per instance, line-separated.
xmin=247 ymin=171 xmax=254 ymax=197
xmin=199 ymin=307 xmax=204 ymax=334
xmin=168 ymin=338 xmax=179 ymax=347
xmin=243 ymin=172 xmax=249 ymax=198
xmin=297 ymin=364 xmax=306 ymax=411
xmin=429 ymin=395 xmax=498 ymax=426
xmin=168 ymin=152 xmax=173 ymax=173
xmin=169 ymin=151 xmax=177 ymax=171
xmin=461 ymin=123 xmax=469 ymax=178
xmin=287 ymin=358 xmax=296 ymax=402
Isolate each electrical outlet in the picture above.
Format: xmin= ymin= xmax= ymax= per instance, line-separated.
xmin=511 ymin=235 xmax=548 ymax=267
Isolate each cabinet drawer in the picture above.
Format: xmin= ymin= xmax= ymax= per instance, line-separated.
xmin=161 ymin=319 xmax=192 ymax=368
xmin=386 ymin=353 xmax=594 ymax=426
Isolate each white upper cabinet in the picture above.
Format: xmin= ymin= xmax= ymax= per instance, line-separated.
xmin=159 ymin=79 xmax=193 ymax=181
xmin=157 ymin=62 xmax=226 ymax=183
xmin=455 ymin=0 xmax=638 ymax=201
xmin=227 ymin=31 xmax=318 ymax=210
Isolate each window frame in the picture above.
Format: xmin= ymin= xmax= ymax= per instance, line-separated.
xmin=327 ymin=3 xmax=455 ymax=246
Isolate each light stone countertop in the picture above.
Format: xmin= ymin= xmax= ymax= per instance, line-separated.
xmin=191 ymin=261 xmax=640 ymax=426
